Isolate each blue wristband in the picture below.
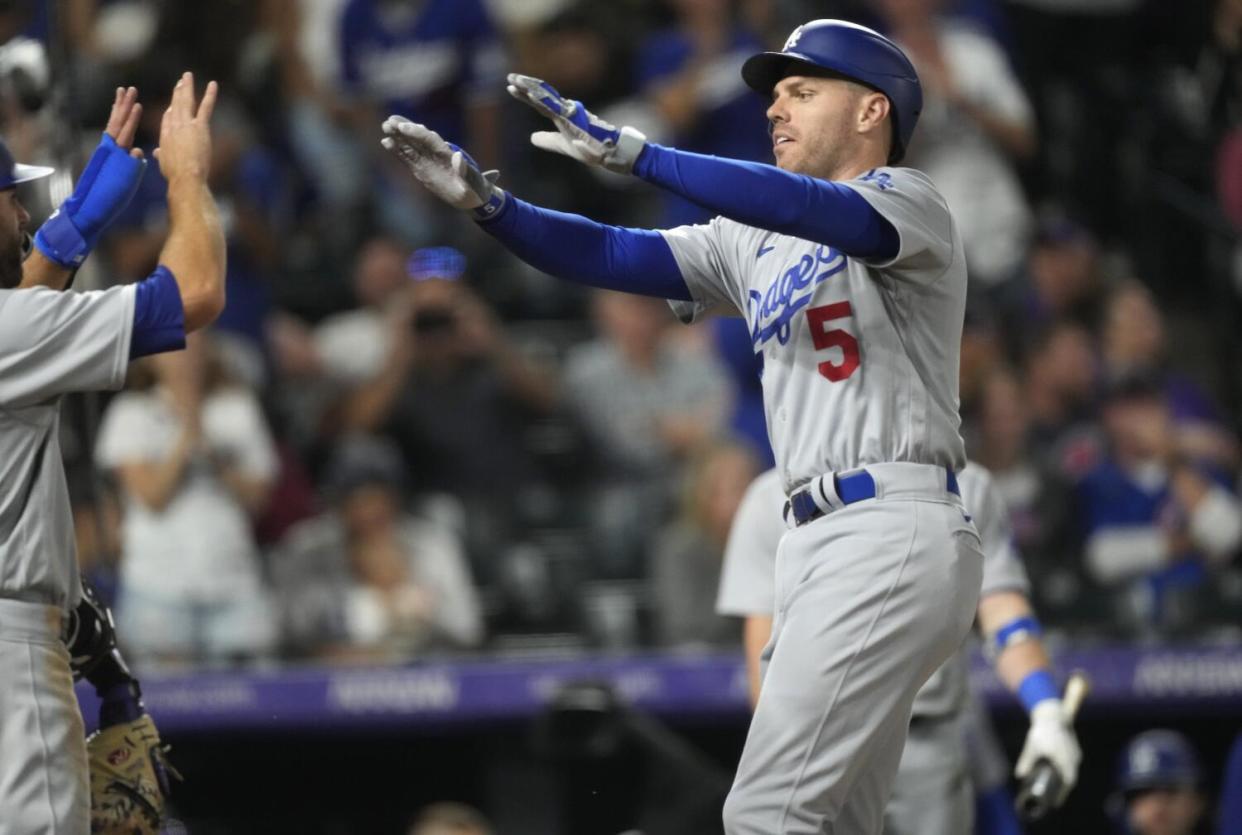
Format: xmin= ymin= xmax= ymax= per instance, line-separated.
xmin=33 ymin=210 xmax=89 ymax=268
xmin=1017 ymin=669 xmax=1059 ymax=712
xmin=992 ymin=615 xmax=1042 ymax=657
xmin=33 ymin=133 xmax=146 ymax=268
xmin=472 ymin=188 xmax=507 ymax=221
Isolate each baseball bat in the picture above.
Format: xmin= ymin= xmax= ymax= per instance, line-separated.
xmin=1015 ymin=671 xmax=1090 ymax=821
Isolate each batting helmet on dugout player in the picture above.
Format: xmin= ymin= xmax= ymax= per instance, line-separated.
xmin=0 ymin=138 xmax=53 ymax=190
xmin=741 ymin=19 xmax=923 ymax=164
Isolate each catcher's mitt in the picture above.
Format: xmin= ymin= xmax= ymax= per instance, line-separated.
xmin=87 ymin=713 xmax=179 ymax=834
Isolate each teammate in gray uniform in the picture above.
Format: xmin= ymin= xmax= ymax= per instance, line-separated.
xmin=0 ymin=74 xmax=225 ymax=834
xmin=383 ymin=17 xmax=990 ymax=834
xmin=718 ymin=462 xmax=1082 ymax=833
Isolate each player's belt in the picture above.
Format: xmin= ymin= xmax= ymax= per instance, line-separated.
xmin=785 ymin=466 xmax=960 ymax=527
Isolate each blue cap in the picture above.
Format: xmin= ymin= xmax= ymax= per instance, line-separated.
xmin=0 ymin=138 xmax=53 ymax=190
xmin=407 ymin=246 xmax=466 ymax=282
xmin=1116 ymin=730 xmax=1202 ymax=795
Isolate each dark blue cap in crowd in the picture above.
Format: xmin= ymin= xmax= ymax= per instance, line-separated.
xmin=323 ymin=434 xmax=408 ymax=501
xmin=1116 ymin=729 xmax=1202 ymax=796
xmin=0 ymin=138 xmax=54 ymax=190
xmin=407 ymin=246 xmax=466 ymax=282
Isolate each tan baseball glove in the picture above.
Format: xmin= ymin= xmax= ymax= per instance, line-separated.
xmin=87 ymin=713 xmax=179 ymax=834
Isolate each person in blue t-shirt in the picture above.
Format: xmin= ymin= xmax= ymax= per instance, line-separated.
xmin=635 ymin=0 xmax=772 ymax=225
xmin=1078 ymin=374 xmax=1242 ymax=635
xmin=338 ymin=0 xmax=504 ymax=168
xmin=1220 ymin=731 xmax=1242 ymax=835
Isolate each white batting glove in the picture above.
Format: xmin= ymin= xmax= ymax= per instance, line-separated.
xmin=1014 ymin=700 xmax=1082 ymax=804
xmin=380 ymin=117 xmax=505 ymax=218
xmin=506 ymin=73 xmax=647 ymax=174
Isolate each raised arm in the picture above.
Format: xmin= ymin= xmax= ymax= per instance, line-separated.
xmin=152 ymin=73 xmax=226 ymax=333
xmin=505 ymin=74 xmax=897 ymax=259
xmin=23 ymin=86 xmax=148 ymax=290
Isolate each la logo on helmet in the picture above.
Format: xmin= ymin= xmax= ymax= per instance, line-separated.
xmin=784 ymin=26 xmax=803 ymax=51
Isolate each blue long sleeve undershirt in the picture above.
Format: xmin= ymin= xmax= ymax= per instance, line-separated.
xmin=633 ymin=143 xmax=898 ymax=259
xmin=479 ymin=196 xmax=693 ymax=300
xmin=477 ymin=142 xmax=898 ymax=300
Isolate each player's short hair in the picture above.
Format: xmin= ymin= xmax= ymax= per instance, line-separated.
xmin=407 ymin=802 xmax=493 ymax=835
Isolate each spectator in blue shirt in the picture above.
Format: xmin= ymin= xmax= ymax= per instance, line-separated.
xmin=338 ymin=0 xmax=504 ymax=168
xmin=635 ymin=0 xmax=771 ymax=225
xmin=1078 ymin=374 xmax=1242 ymax=635
xmin=1221 ymin=730 xmax=1242 ymax=835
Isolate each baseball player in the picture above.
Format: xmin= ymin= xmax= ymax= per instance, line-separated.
xmin=717 ymin=462 xmax=1081 ymax=833
xmin=1108 ymin=730 xmax=1207 ymax=835
xmin=385 ymin=18 xmax=984 ymax=833
xmin=0 ymin=73 xmax=225 ymax=834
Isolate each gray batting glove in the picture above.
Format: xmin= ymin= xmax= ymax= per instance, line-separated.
xmin=506 ymin=73 xmax=647 ymax=175
xmin=1015 ymin=700 xmax=1082 ymax=804
xmin=380 ymin=116 xmax=506 ymax=219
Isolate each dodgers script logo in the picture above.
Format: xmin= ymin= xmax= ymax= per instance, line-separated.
xmin=860 ymin=169 xmax=894 ymax=191
xmin=748 ymin=244 xmax=847 ymax=348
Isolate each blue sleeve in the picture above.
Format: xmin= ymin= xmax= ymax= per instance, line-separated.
xmin=338 ymin=3 xmax=363 ymax=87
xmin=633 ymin=143 xmax=898 ymax=260
xmin=478 ymin=197 xmax=692 ymax=300
xmin=973 ymin=786 xmax=1023 ymax=835
xmin=1220 ymin=733 xmax=1242 ymax=835
xmin=130 ymin=265 xmax=186 ymax=359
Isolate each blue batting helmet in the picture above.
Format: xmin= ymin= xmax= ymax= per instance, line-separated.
xmin=0 ymin=138 xmax=53 ymax=190
xmin=741 ymin=19 xmax=923 ymax=164
xmin=1115 ymin=730 xmax=1202 ymax=796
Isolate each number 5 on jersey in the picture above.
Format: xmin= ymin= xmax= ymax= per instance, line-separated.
xmin=807 ymin=301 xmax=860 ymax=382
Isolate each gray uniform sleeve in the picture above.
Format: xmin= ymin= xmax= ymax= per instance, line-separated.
xmin=659 ymin=217 xmax=750 ymax=324
xmin=844 ymin=167 xmax=957 ymax=284
xmin=0 ymin=285 xmax=136 ymax=408
xmin=959 ymin=463 xmax=1031 ymax=597
xmin=716 ymin=469 xmax=788 ymax=616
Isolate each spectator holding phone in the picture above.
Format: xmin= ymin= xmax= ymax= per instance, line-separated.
xmin=95 ymin=333 xmax=279 ymax=668
xmin=339 ymin=246 xmax=557 ymax=569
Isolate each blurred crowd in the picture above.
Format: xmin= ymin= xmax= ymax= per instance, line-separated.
xmin=4 ymin=0 xmax=1241 ymax=668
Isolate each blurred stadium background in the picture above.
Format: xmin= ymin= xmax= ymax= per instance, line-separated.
xmin=7 ymin=0 xmax=1242 ymax=832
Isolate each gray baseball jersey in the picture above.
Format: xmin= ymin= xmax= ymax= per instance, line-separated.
xmin=661 ymin=166 xmax=967 ymax=492
xmin=0 ymin=284 xmax=136 ymax=610
xmin=716 ymin=461 xmax=1030 ymax=718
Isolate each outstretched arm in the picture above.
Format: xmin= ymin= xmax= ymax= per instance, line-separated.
xmin=479 ymin=197 xmax=691 ymax=300
xmin=505 ymin=74 xmax=897 ymax=259
xmin=380 ymin=118 xmax=690 ymax=300
xmin=632 ymin=144 xmax=896 ymax=258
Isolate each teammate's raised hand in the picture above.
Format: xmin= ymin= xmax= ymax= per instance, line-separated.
xmin=506 ymin=73 xmax=646 ymax=174
xmin=31 ymin=86 xmax=150 ymax=269
xmin=380 ymin=117 xmax=504 ymax=218
xmin=104 ymin=86 xmax=144 ymax=159
xmin=152 ymin=72 xmax=227 ymax=333
xmin=154 ymin=72 xmax=217 ymax=184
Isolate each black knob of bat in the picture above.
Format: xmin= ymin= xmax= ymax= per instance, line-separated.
xmin=1016 ymin=759 xmax=1063 ymax=821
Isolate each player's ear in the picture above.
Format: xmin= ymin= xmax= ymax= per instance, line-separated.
xmin=857 ymin=91 xmax=890 ymax=138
